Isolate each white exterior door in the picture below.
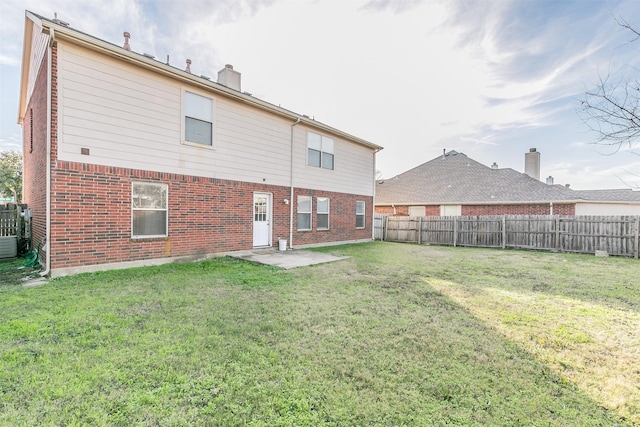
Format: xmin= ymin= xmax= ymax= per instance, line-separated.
xmin=253 ymin=193 xmax=271 ymax=247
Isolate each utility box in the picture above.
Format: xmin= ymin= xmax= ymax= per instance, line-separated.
xmin=0 ymin=236 xmax=18 ymax=259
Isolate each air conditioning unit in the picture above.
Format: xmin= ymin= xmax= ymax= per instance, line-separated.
xmin=0 ymin=236 xmax=18 ymax=259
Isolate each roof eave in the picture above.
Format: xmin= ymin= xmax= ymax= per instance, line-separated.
xmin=37 ymin=15 xmax=382 ymax=151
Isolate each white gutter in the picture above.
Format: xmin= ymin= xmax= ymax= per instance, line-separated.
xmin=289 ymin=118 xmax=301 ymax=249
xmin=40 ymin=27 xmax=54 ymax=277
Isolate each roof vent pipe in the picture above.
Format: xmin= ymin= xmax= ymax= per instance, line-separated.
xmin=123 ymin=32 xmax=131 ymax=51
xmin=491 ymin=162 xmax=498 ymax=169
xmin=442 ymin=149 xmax=446 ymax=159
xmin=185 ymin=59 xmax=192 ymax=73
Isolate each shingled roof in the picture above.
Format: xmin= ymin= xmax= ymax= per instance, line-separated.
xmin=376 ymin=150 xmax=640 ymax=205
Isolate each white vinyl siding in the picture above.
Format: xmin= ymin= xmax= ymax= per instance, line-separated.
xmin=575 ymin=203 xmax=640 ymax=215
xmin=56 ymin=43 xmax=376 ymax=195
xmin=317 ymin=197 xmax=330 ymax=230
xmin=297 ymin=196 xmax=312 ymax=231
xmin=132 ymin=182 xmax=168 ymax=237
xmin=293 ymin=127 xmax=375 ymax=196
xmin=26 ymin=21 xmax=49 ymax=104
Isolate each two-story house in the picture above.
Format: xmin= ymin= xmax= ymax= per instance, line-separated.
xmin=19 ymin=11 xmax=382 ymax=277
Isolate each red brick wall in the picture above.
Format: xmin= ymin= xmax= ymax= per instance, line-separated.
xmin=48 ymin=161 xmax=373 ymax=271
xmin=462 ymin=203 xmax=575 ymax=215
xmin=376 ymin=203 xmax=575 ymax=216
xmin=293 ymin=189 xmax=373 ymax=246
xmin=22 ymin=45 xmax=52 ymax=261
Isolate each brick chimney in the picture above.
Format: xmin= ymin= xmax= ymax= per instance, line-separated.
xmin=525 ymin=148 xmax=540 ymax=180
xmin=217 ymin=64 xmax=241 ymax=91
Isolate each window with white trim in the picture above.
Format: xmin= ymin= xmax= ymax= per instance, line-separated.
xmin=307 ymin=131 xmax=334 ymax=170
xmin=184 ymin=91 xmax=213 ymax=145
xmin=317 ymin=197 xmax=330 ymax=230
xmin=297 ymin=195 xmax=312 ymax=231
xmin=356 ymin=201 xmax=365 ymax=229
xmin=132 ymin=182 xmax=168 ymax=237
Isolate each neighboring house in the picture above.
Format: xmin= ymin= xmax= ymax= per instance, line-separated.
xmin=18 ymin=11 xmax=382 ymax=277
xmin=375 ymin=150 xmax=640 ymax=216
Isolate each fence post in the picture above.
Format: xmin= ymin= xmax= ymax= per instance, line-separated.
xmin=635 ymin=216 xmax=639 ymax=259
xmin=418 ymin=217 xmax=422 ymax=244
xmin=453 ymin=217 xmax=458 ymax=247
xmin=502 ymin=215 xmax=506 ymax=249
xmin=383 ymin=215 xmax=388 ymax=242
xmin=555 ymin=216 xmax=561 ymax=252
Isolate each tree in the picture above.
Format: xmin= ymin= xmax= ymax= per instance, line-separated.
xmin=580 ymin=17 xmax=640 ymax=154
xmin=0 ymin=150 xmax=23 ymax=203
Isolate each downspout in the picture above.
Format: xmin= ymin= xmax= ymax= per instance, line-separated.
xmin=371 ymin=149 xmax=380 ymax=240
xmin=289 ymin=118 xmax=301 ymax=249
xmin=41 ymin=28 xmax=54 ymax=277
xmin=549 ymin=202 xmax=553 ymax=215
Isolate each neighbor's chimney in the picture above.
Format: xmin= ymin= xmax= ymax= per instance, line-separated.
xmin=546 ymin=176 xmax=554 ymax=185
xmin=123 ymin=32 xmax=131 ymax=51
xmin=491 ymin=162 xmax=498 ymax=169
xmin=217 ymin=64 xmax=241 ymax=91
xmin=524 ymin=148 xmax=540 ymax=180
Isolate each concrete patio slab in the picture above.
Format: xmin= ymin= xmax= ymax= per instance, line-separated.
xmin=232 ymin=249 xmax=349 ymax=269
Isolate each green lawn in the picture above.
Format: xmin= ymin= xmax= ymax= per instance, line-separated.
xmin=0 ymin=242 xmax=637 ymax=426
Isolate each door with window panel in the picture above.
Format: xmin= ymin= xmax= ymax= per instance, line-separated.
xmin=253 ymin=193 xmax=271 ymax=247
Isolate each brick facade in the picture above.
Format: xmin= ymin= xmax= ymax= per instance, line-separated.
xmin=462 ymin=203 xmax=575 ymax=216
xmin=375 ymin=203 xmax=576 ymax=216
xmin=47 ymin=161 xmax=372 ymax=272
xmin=22 ymin=45 xmax=52 ymax=262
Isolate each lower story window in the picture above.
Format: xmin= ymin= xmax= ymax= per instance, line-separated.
xmin=297 ymin=195 xmax=312 ymax=231
xmin=132 ymin=182 xmax=168 ymax=237
xmin=317 ymin=197 xmax=330 ymax=230
xmin=356 ymin=200 xmax=365 ymax=229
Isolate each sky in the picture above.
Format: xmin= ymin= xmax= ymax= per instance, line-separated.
xmin=1 ymin=0 xmax=639 ymax=190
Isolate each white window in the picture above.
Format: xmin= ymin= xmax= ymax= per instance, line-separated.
xmin=297 ymin=195 xmax=312 ymax=231
xmin=307 ymin=132 xmax=334 ymax=170
xmin=184 ymin=91 xmax=213 ymax=145
xmin=356 ymin=201 xmax=365 ymax=229
xmin=132 ymin=182 xmax=168 ymax=237
xmin=409 ymin=206 xmax=426 ymax=217
xmin=440 ymin=205 xmax=462 ymax=216
xmin=317 ymin=197 xmax=330 ymax=230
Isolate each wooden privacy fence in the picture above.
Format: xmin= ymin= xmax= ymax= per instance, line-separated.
xmin=0 ymin=204 xmax=21 ymax=237
xmin=376 ymin=214 xmax=640 ymax=258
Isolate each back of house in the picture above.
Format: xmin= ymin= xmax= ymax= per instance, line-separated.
xmin=18 ymin=11 xmax=382 ymax=277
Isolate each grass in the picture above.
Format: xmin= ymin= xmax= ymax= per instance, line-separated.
xmin=0 ymin=242 xmax=638 ymax=426
xmin=0 ymin=256 xmax=42 ymax=286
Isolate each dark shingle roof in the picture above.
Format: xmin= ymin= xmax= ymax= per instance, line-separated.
xmin=376 ymin=151 xmax=640 ymax=205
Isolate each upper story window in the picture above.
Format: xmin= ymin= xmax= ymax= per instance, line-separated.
xmin=132 ymin=182 xmax=168 ymax=238
xmin=184 ymin=91 xmax=213 ymax=146
xmin=307 ymin=132 xmax=334 ymax=170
